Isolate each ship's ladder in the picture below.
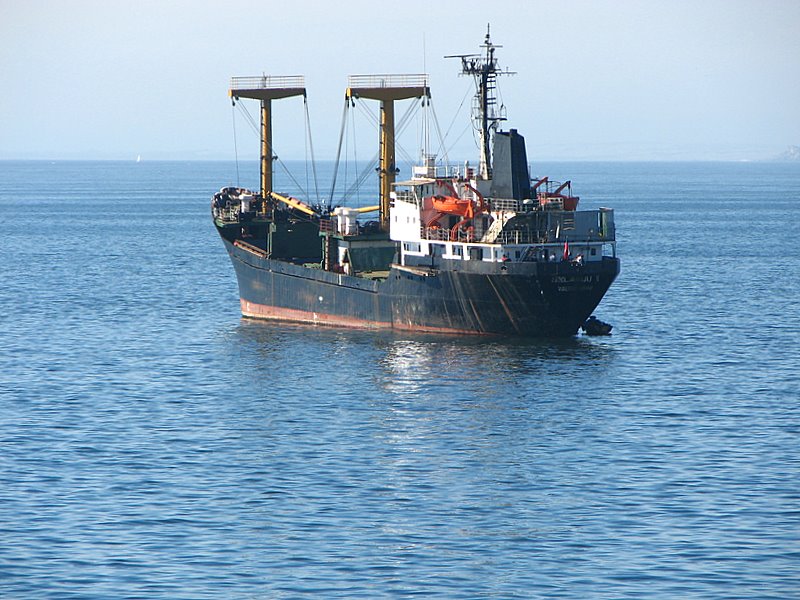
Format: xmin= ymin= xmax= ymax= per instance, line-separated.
xmin=481 ymin=211 xmax=514 ymax=243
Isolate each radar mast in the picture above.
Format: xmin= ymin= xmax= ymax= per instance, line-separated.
xmin=448 ymin=25 xmax=514 ymax=179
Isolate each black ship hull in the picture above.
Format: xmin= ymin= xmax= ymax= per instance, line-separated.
xmin=224 ymin=238 xmax=619 ymax=337
xmin=216 ymin=33 xmax=621 ymax=338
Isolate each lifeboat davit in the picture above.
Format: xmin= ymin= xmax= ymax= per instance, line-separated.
xmin=534 ymin=178 xmax=580 ymax=211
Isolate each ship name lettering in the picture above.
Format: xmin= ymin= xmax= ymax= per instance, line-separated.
xmin=551 ymin=275 xmax=598 ymax=284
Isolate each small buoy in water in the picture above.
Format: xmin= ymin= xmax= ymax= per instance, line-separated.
xmin=582 ymin=315 xmax=612 ymax=336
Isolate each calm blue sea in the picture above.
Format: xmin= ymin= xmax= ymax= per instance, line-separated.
xmin=1 ymin=159 xmax=799 ymax=598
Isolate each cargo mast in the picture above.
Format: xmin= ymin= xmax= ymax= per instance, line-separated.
xmin=229 ymin=76 xmax=306 ymax=199
xmin=346 ymin=75 xmax=430 ymax=231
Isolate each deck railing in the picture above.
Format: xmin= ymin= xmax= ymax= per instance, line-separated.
xmin=490 ymin=198 xmax=519 ymax=212
xmin=230 ymin=75 xmax=305 ymax=90
xmin=421 ymin=226 xmax=450 ymax=241
xmin=347 ymin=74 xmax=429 ymax=89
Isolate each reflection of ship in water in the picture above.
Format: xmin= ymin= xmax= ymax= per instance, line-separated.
xmin=379 ymin=335 xmax=618 ymax=402
xmin=213 ymin=29 xmax=619 ymax=336
xmin=231 ymin=318 xmax=617 ymax=407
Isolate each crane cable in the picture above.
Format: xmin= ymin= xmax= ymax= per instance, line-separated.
xmin=328 ymin=98 xmax=349 ymax=208
xmin=231 ymin=101 xmax=240 ymax=187
xmin=304 ymin=96 xmax=320 ymax=205
xmin=235 ymin=99 xmax=312 ymax=202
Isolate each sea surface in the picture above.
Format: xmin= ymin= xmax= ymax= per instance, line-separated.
xmin=1 ymin=159 xmax=799 ymax=598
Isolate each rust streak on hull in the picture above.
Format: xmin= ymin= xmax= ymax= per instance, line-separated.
xmin=240 ymin=299 xmax=495 ymax=336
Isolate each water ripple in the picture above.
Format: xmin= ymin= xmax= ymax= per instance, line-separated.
xmin=1 ymin=161 xmax=799 ymax=598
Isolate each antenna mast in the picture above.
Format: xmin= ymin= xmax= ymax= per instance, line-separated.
xmin=449 ymin=25 xmax=514 ymax=180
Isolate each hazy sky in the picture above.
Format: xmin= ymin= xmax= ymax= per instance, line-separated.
xmin=2 ymin=0 xmax=798 ymax=161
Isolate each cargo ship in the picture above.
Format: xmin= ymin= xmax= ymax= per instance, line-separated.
xmin=212 ymin=30 xmax=619 ymax=336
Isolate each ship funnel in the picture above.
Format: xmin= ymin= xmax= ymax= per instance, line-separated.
xmin=490 ymin=129 xmax=530 ymax=200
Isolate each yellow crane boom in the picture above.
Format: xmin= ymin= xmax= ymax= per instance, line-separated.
xmin=268 ymin=191 xmax=318 ymax=217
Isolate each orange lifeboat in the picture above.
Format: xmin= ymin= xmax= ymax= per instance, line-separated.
xmin=430 ymin=195 xmax=476 ymax=219
xmin=427 ymin=180 xmax=486 ymax=219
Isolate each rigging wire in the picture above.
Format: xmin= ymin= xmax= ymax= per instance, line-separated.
xmin=328 ymin=98 xmax=350 ymax=208
xmin=341 ymin=154 xmax=379 ymax=202
xmin=344 ymin=98 xmax=417 ymax=202
xmin=354 ymin=101 xmax=380 ymax=135
xmin=342 ymin=104 xmax=380 ymax=205
xmin=237 ymin=101 xmax=260 ymax=137
xmin=304 ymin=99 xmax=309 ymax=201
xmin=429 ymin=99 xmax=450 ymax=167
xmin=234 ymin=99 xmax=314 ymax=201
xmin=338 ymin=99 xmax=377 ymax=206
xmin=453 ymin=120 xmax=475 ymax=152
xmin=419 ymin=95 xmax=429 ymax=161
xmin=434 ymin=82 xmax=473 ymax=160
xmin=231 ymin=101 xmax=240 ymax=186
xmin=304 ymin=98 xmax=321 ymax=206
xmin=274 ymin=155 xmax=310 ymax=198
xmin=350 ymin=98 xmax=357 ymax=204
xmin=340 ymin=101 xmax=349 ymax=204
xmin=331 ymin=91 xmax=427 ymax=206
xmin=392 ymin=99 xmax=424 ymax=167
